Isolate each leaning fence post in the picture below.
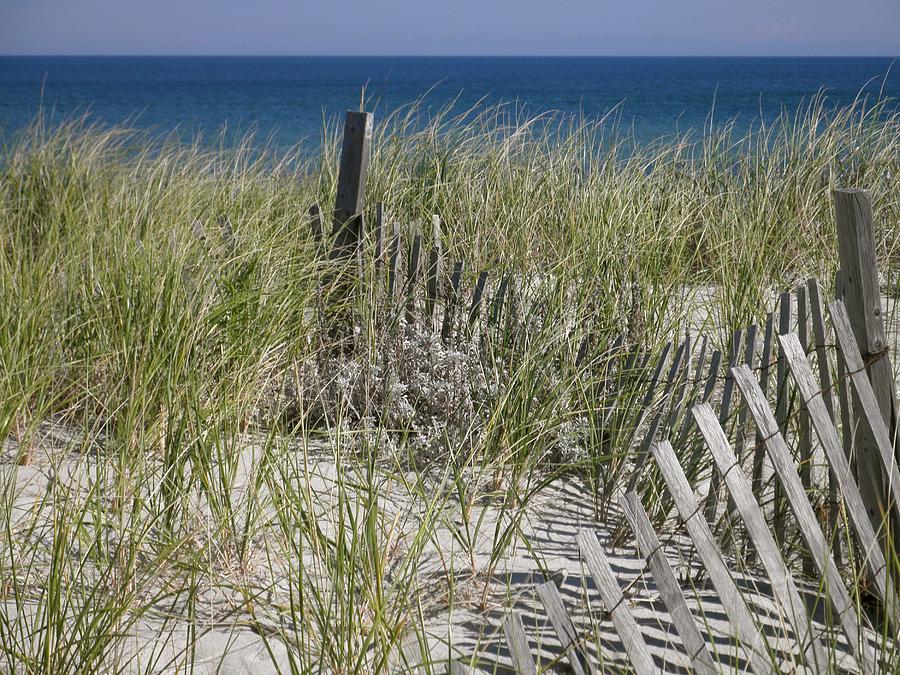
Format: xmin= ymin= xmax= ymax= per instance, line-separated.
xmin=833 ymin=188 xmax=898 ymax=536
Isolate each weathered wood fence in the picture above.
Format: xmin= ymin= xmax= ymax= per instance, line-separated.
xmin=495 ymin=192 xmax=900 ymax=672
xmin=317 ymin=111 xmax=899 ymax=672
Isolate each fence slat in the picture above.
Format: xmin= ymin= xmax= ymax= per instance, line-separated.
xmin=834 ymin=271 xmax=856 ymax=478
xmin=701 ymin=350 xmax=722 ymax=404
xmin=773 ymin=293 xmax=793 ymax=543
xmin=623 ymin=341 xmax=674 ymax=494
xmin=621 ymin=492 xmax=718 ymax=675
xmin=752 ymin=312 xmax=776 ymax=505
xmin=674 ymin=335 xmax=710 ymax=451
xmin=441 ymin=261 xmax=463 ymax=344
xmin=780 ymin=332 xmax=900 ymax=632
xmin=374 ymin=202 xmax=385 ymax=270
xmin=577 ymin=531 xmax=656 ymax=675
xmin=725 ymin=324 xmax=759 ymax=552
xmin=489 ymin=275 xmax=510 ymax=327
xmin=796 ymin=285 xmax=812 ymax=495
xmin=425 ymin=214 xmax=443 ymax=324
xmin=468 ymin=271 xmax=489 ymax=329
xmin=795 ymin=284 xmax=817 ymax=577
xmin=666 ymin=333 xmax=693 ymax=430
xmin=692 ymin=403 xmax=828 ymax=670
xmin=651 ymin=441 xmax=775 ymax=675
xmin=575 ymin=330 xmax=593 ymax=368
xmin=624 ymin=414 xmax=665 ymax=512
xmin=808 ymin=277 xmax=841 ymax=564
xmin=775 ymin=292 xmax=793 ymax=433
xmin=387 ymin=221 xmax=402 ymax=302
xmin=503 ymin=613 xmax=538 ymax=675
xmin=405 ymin=227 xmax=422 ymax=323
xmin=705 ymin=329 xmax=743 ymax=523
xmin=736 ymin=324 xmax=758 ymax=459
xmin=536 ymin=581 xmax=597 ymax=675
xmin=733 ymin=364 xmax=877 ymax=673
xmin=308 ymin=203 xmax=325 ymax=248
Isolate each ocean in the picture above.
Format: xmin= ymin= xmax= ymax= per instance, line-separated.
xmin=0 ymin=56 xmax=898 ymax=149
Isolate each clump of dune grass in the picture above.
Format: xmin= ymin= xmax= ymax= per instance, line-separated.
xmin=0 ymin=91 xmax=899 ymax=672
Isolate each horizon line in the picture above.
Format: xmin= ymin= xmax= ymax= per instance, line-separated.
xmin=2 ymin=53 xmax=898 ymax=59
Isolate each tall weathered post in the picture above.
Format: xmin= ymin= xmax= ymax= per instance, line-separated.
xmin=833 ymin=188 xmax=898 ymax=539
xmin=325 ymin=111 xmax=373 ymax=344
xmin=330 ymin=110 xmax=373 ymax=263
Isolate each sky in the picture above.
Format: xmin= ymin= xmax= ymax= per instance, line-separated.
xmin=1 ymin=0 xmax=898 ymax=57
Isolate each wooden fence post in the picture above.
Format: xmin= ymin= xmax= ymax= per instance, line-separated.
xmin=330 ymin=111 xmax=373 ymax=262
xmin=833 ymin=188 xmax=898 ymax=535
xmin=324 ymin=111 xmax=373 ymax=344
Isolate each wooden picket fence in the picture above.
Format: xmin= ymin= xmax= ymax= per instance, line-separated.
xmin=318 ymin=111 xmax=899 ymax=672
xmin=499 ymin=293 xmax=900 ymax=674
xmin=311 ymin=200 xmax=519 ymax=347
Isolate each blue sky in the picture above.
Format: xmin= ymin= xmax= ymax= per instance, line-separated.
xmin=1 ymin=0 xmax=898 ymax=56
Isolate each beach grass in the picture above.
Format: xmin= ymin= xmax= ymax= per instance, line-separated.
xmin=1 ymin=92 xmax=899 ymax=671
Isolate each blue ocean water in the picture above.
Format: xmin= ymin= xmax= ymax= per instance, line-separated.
xmin=0 ymin=56 xmax=897 ymax=149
